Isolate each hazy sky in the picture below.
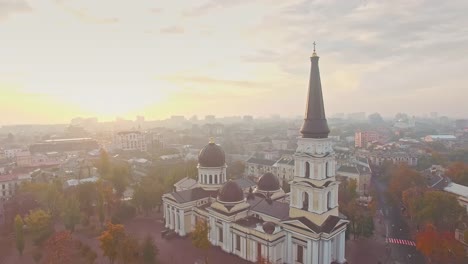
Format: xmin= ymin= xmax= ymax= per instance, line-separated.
xmin=1 ymin=0 xmax=467 ymax=125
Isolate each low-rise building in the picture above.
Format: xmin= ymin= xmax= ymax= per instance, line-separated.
xmin=274 ymin=155 xmax=295 ymax=183
xmin=336 ymin=165 xmax=371 ymax=196
xmin=423 ymin=135 xmax=457 ymax=142
xmin=245 ymin=157 xmax=277 ymax=180
xmin=113 ymin=131 xmax=147 ymax=151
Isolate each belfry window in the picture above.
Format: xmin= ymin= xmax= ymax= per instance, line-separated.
xmin=327 ymin=191 xmax=332 ymax=209
xmin=305 ymin=162 xmax=310 ymax=178
xmin=325 ymin=162 xmax=329 ymax=177
xmin=209 ymin=175 xmax=213 ymax=184
xmin=302 ymin=192 xmax=309 ymax=210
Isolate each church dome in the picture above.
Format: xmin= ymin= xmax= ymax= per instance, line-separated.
xmin=198 ymin=142 xmax=225 ymax=167
xmin=262 ymin=222 xmax=276 ymax=234
xmin=218 ymin=181 xmax=244 ymax=203
xmin=257 ymin=172 xmax=280 ymax=192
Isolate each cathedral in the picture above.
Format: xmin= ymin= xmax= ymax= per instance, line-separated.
xmin=162 ymin=50 xmax=348 ymax=264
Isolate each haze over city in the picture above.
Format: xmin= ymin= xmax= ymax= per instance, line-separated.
xmin=1 ymin=0 xmax=467 ymax=125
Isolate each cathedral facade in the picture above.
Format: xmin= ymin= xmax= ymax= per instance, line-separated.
xmin=162 ymin=51 xmax=348 ymax=264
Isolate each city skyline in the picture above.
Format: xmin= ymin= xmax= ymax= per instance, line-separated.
xmin=1 ymin=0 xmax=468 ymax=125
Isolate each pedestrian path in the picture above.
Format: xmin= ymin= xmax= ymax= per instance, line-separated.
xmin=386 ymin=238 xmax=416 ymax=246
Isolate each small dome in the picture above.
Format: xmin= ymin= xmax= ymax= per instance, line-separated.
xmin=257 ymin=172 xmax=280 ymax=191
xmin=198 ymin=142 xmax=225 ymax=167
xmin=218 ymin=181 xmax=244 ymax=203
xmin=262 ymin=222 xmax=275 ymax=234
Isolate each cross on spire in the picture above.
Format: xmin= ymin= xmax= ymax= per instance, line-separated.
xmin=313 ymin=41 xmax=316 ymax=53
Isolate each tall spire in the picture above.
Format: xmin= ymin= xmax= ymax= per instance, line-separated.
xmin=300 ymin=44 xmax=330 ymax=138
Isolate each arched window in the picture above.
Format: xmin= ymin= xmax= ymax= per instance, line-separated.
xmin=325 ymin=162 xmax=329 ymax=177
xmin=214 ymin=174 xmax=218 ymax=184
xmin=204 ymin=174 xmax=207 ymax=184
xmin=209 ymin=175 xmax=213 ymax=184
xmin=305 ymin=162 xmax=310 ymax=178
xmin=327 ymin=191 xmax=332 ymax=210
xmin=302 ymin=192 xmax=309 ymax=211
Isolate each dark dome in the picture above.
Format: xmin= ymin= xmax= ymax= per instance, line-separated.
xmin=218 ymin=181 xmax=244 ymax=203
xmin=198 ymin=142 xmax=225 ymax=167
xmin=257 ymin=172 xmax=280 ymax=191
xmin=262 ymin=222 xmax=276 ymax=234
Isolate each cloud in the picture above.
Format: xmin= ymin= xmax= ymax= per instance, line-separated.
xmin=0 ymin=0 xmax=31 ymax=20
xmin=160 ymin=26 xmax=184 ymax=34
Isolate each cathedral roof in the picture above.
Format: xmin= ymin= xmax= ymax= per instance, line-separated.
xmin=218 ymin=180 xmax=244 ymax=203
xmin=247 ymin=196 xmax=290 ymax=220
xmin=198 ymin=142 xmax=225 ymax=167
xmin=257 ymin=172 xmax=280 ymax=192
xmin=300 ymin=49 xmax=330 ymax=139
xmin=166 ymin=187 xmax=218 ymax=204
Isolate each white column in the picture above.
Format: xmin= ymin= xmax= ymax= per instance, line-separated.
xmin=312 ymin=240 xmax=319 ymax=264
xmin=209 ymin=217 xmax=216 ymax=244
xmin=337 ymin=231 xmax=346 ymax=263
xmin=170 ymin=207 xmax=174 ymax=229
xmin=164 ymin=205 xmax=169 ymax=228
xmin=174 ymin=209 xmax=179 ymax=233
xmin=322 ymin=240 xmax=330 ymax=264
xmin=179 ymin=210 xmax=185 ymax=236
xmin=306 ymin=240 xmax=312 ymax=264
xmin=286 ymin=233 xmax=292 ymax=263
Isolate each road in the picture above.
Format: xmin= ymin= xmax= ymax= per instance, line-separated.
xmin=373 ymin=176 xmax=426 ymax=264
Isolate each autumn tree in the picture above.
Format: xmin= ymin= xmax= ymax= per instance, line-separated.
xmin=416 ymin=224 xmax=466 ymax=263
xmin=402 ymin=187 xmax=426 ymax=220
xmin=191 ymin=220 xmax=210 ymax=264
xmin=413 ymin=190 xmax=466 ymax=230
xmin=43 ymin=231 xmax=73 ymax=264
xmin=142 ymin=235 xmax=159 ymax=264
xmin=62 ymin=195 xmax=81 ymax=232
xmin=446 ymin=162 xmax=468 ymax=186
xmin=388 ymin=165 xmax=424 ymax=203
xmin=14 ymin=215 xmax=25 ymax=255
xmin=24 ymin=209 xmax=53 ymax=245
xmin=99 ymin=222 xmax=126 ymax=264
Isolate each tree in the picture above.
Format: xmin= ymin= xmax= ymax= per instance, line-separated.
xmin=75 ymin=182 xmax=98 ymax=220
xmin=24 ymin=209 xmax=53 ymax=245
xmin=413 ymin=190 xmax=466 ymax=230
xmin=117 ymin=235 xmax=140 ymax=264
xmin=416 ymin=224 xmax=466 ymax=263
xmin=142 ymin=235 xmax=158 ymax=264
xmin=43 ymin=231 xmax=73 ymax=264
xmin=62 ymin=195 xmax=81 ymax=232
xmin=227 ymin=161 xmax=246 ymax=178
xmin=99 ymin=222 xmax=126 ymax=264
xmin=388 ymin=165 xmax=424 ymax=203
xmin=132 ymin=177 xmax=163 ymax=215
xmin=368 ymin=112 xmax=384 ymax=125
xmin=446 ymin=162 xmax=468 ymax=186
xmin=97 ymin=148 xmax=111 ymax=177
xmin=14 ymin=215 xmax=25 ymax=255
xmin=191 ymin=220 xmax=210 ymax=263
xmin=110 ymin=165 xmax=130 ymax=198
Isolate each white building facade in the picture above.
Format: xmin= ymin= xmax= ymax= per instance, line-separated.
xmin=113 ymin=131 xmax=147 ymax=151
